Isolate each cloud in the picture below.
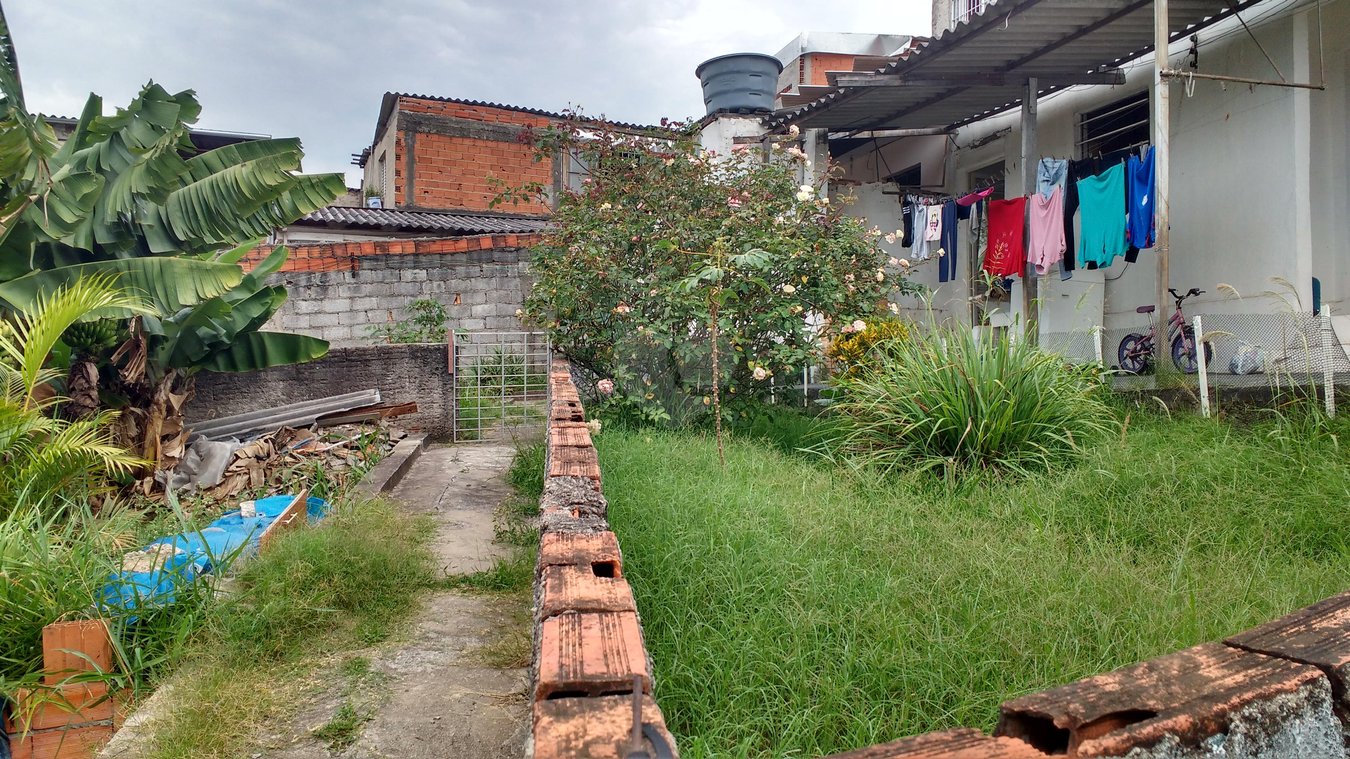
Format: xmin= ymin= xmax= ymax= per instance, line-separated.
xmin=7 ymin=0 xmax=928 ymax=185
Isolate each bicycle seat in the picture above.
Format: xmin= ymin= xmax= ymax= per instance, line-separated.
xmin=1136 ymin=305 xmax=1156 ymax=314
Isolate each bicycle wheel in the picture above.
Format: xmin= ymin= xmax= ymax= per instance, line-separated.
xmin=1117 ymin=333 xmax=1150 ymax=375
xmin=1171 ymin=330 xmax=1212 ymax=374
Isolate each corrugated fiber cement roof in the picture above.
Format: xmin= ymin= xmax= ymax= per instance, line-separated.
xmin=774 ymin=0 xmax=1269 ymax=132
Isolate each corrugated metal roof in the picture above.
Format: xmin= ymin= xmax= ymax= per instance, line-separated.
xmin=772 ymin=0 xmax=1269 ymax=132
xmin=295 ymin=206 xmax=553 ymax=235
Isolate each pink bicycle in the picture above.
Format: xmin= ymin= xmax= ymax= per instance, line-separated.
xmin=1117 ymin=288 xmax=1213 ymax=375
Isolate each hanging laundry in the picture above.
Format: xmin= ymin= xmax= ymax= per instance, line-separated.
xmin=938 ymin=200 xmax=967 ymax=283
xmin=924 ymin=203 xmax=943 ymax=242
xmin=912 ymin=202 xmax=931 ymax=259
xmin=1027 ymin=187 xmax=1066 ymax=276
xmin=1076 ymin=163 xmax=1129 ymax=268
xmin=957 ymin=186 xmax=995 ymax=207
xmin=983 ymin=197 xmax=1027 ymax=278
xmin=900 ymin=198 xmax=916 ymax=248
xmin=1126 ymin=146 xmax=1155 ymax=248
xmin=1066 ymin=147 xmax=1143 ymax=273
xmin=1037 ymin=158 xmax=1068 ymax=200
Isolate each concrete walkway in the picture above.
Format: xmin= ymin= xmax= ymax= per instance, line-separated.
xmin=274 ymin=444 xmax=530 ymax=759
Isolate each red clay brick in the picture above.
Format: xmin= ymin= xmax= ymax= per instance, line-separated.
xmin=5 ymin=684 xmax=113 ymax=734
xmin=41 ymin=621 xmax=112 ymax=684
xmin=532 ymin=694 xmax=675 ymax=759
xmin=548 ymin=445 xmax=600 ymax=480
xmin=539 ymin=531 xmax=622 ymax=572
xmin=539 ymin=565 xmax=636 ymax=619
xmin=822 ymin=729 xmax=1047 ymax=758
xmin=996 ymin=642 xmax=1325 ymax=756
xmin=550 ymin=400 xmax=585 ymax=423
xmin=11 ymin=723 xmax=115 ymax=759
xmin=536 ymin=611 xmax=649 ymax=700
xmin=549 ymin=422 xmax=593 ymax=449
xmin=1226 ymin=590 xmax=1350 ymax=713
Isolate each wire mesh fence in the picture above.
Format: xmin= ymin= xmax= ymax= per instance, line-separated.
xmin=1192 ymin=310 xmax=1346 ymax=417
xmin=451 ymin=331 xmax=552 ymax=442
xmin=1041 ymin=329 xmax=1102 ymax=366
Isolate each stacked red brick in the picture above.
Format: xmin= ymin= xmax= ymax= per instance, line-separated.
xmin=238 ymin=233 xmax=545 ymax=274
xmin=530 ymin=360 xmax=677 ymax=758
xmin=6 ymin=621 xmax=119 ymax=759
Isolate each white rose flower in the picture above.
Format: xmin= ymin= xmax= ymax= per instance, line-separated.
xmin=780 ymin=283 xmax=797 ymax=295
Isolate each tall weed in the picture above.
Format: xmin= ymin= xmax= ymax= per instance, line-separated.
xmin=830 ymin=327 xmax=1116 ymax=476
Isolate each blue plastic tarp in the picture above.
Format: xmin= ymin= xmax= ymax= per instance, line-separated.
xmin=100 ymin=494 xmax=328 ymax=612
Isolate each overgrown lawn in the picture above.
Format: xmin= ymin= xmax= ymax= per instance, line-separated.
xmin=599 ymin=409 xmax=1350 ymax=758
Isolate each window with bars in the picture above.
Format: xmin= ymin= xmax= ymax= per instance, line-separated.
xmin=1078 ymin=91 xmax=1150 ymax=159
xmin=951 ymin=0 xmax=989 ymax=28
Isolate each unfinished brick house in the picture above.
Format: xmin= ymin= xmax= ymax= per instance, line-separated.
xmin=258 ymin=95 xmax=650 ymax=347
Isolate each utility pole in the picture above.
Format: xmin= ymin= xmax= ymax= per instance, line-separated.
xmin=1020 ymin=76 xmax=1039 ymax=344
xmin=1153 ymin=0 xmax=1171 ymax=368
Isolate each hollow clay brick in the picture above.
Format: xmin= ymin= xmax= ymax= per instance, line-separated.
xmin=539 ymin=531 xmax=622 ymax=571
xmin=997 ymin=642 xmax=1331 ymax=756
xmin=41 ymin=621 xmax=112 ymax=684
xmin=1225 ymin=590 xmax=1350 ymax=711
xmin=539 ymin=565 xmax=636 ymax=619
xmin=5 ymin=683 xmax=112 ymax=734
xmin=532 ymin=694 xmax=675 ymax=759
xmin=536 ymin=612 xmax=649 ymax=700
xmin=549 ymin=422 xmax=593 ymax=449
xmin=822 ymin=728 xmax=1047 ymax=758
xmin=10 ymin=723 xmax=115 ymax=759
xmin=548 ymin=445 xmax=601 ymax=480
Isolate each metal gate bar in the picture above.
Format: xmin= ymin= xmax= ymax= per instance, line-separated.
xmin=451 ymin=331 xmax=552 ymax=442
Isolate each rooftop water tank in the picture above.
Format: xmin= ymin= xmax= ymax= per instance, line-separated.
xmin=695 ymin=53 xmax=783 ymax=116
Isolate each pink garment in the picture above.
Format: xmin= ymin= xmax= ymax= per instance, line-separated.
xmin=924 ymin=204 xmax=943 ymax=241
xmin=1027 ymin=187 xmax=1066 ymax=276
xmin=957 ymin=186 xmax=996 ymax=207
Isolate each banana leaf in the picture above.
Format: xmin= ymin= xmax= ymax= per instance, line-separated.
xmin=0 ymin=258 xmax=242 ymax=318
xmin=197 ymin=331 xmax=328 ymax=373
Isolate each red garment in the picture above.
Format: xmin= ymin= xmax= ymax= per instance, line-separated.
xmin=982 ymin=197 xmax=1027 ymax=278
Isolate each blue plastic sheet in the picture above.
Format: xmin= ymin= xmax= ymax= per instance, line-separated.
xmin=100 ymin=494 xmax=328 ymax=612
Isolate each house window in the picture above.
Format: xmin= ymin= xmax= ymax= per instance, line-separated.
xmin=377 ymin=152 xmax=387 ymax=200
xmin=951 ymin=0 xmax=989 ymax=28
xmin=1078 ymin=91 xmax=1150 ymax=159
xmin=565 ymin=149 xmax=592 ymax=193
xmin=888 ymin=162 xmax=923 ymax=188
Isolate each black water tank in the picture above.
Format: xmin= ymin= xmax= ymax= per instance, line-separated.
xmin=695 ymin=53 xmax=783 ymax=115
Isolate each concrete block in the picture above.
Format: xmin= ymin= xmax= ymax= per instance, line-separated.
xmin=457 ymin=318 xmax=487 ymax=331
xmin=310 ymin=313 xmax=342 ymax=328
xmin=292 ymin=299 xmax=325 ymax=315
xmin=350 ymin=297 xmax=378 ymax=311
xmin=392 ymin=282 xmax=424 ymax=296
xmin=320 ymin=299 xmax=354 ymax=315
xmin=401 ymin=269 xmax=428 ymax=282
xmin=469 ymin=303 xmax=496 ymax=317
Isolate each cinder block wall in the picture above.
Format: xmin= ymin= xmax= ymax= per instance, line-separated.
xmin=244 ymin=234 xmax=540 ymax=348
xmin=189 ymin=344 xmax=454 ymax=440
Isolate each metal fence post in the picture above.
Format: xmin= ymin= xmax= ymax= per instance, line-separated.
xmin=1194 ymin=315 xmax=1211 ymax=418
xmin=1322 ymin=305 xmax=1336 ymax=418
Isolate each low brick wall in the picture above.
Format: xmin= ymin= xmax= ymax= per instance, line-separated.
xmin=189 ymin=344 xmax=454 ymax=440
xmin=533 ymin=363 xmax=1350 ymax=758
xmin=529 ymin=361 xmax=677 ymax=758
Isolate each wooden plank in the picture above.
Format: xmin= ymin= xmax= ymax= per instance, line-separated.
xmin=258 ymin=489 xmax=310 ymax=553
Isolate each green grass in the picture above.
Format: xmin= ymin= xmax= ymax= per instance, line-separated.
xmin=599 ymin=408 xmax=1350 ymax=758
xmin=143 ymin=497 xmax=437 ymax=759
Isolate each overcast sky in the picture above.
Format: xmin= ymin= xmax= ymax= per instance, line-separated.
xmin=8 ymin=1 xmax=930 ymax=186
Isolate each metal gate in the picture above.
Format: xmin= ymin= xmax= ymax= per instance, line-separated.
xmin=450 ymin=331 xmax=552 ymax=442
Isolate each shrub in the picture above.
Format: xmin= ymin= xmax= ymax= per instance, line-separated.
xmin=367 ymin=299 xmax=448 ymax=344
xmin=825 ymin=317 xmax=911 ymax=380
xmin=830 ymin=328 xmax=1116 ymax=476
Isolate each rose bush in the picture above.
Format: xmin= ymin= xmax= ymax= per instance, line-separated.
xmin=517 ymin=118 xmax=918 ymax=425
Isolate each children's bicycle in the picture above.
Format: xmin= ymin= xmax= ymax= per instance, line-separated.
xmin=1117 ymin=288 xmax=1213 ymax=375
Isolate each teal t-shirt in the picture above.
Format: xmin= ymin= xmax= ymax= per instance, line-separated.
xmin=1076 ymin=163 xmax=1128 ymax=268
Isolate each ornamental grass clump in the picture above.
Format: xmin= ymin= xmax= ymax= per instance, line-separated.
xmin=830 ymin=327 xmax=1116 ymax=476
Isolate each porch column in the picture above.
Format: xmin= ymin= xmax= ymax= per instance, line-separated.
xmin=1153 ymin=0 xmax=1171 ymax=365
xmin=1020 ymin=76 xmax=1039 ymax=344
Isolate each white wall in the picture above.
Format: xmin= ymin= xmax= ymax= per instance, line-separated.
xmin=698 ymin=114 xmax=767 ymax=155
xmin=837 ymin=1 xmax=1348 ymax=339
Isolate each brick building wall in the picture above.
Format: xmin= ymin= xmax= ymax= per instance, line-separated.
xmin=371 ymin=96 xmax=558 ymax=215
